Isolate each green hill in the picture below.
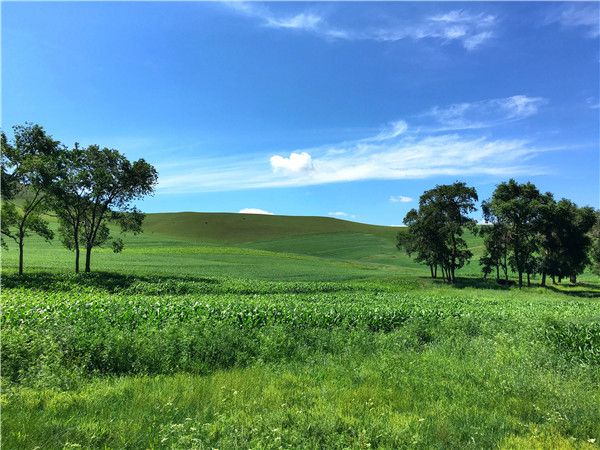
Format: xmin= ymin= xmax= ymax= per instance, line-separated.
xmin=1 ymin=211 xmax=485 ymax=280
xmin=142 ymin=212 xmax=401 ymax=243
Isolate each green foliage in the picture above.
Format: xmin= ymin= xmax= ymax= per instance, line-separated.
xmin=2 ymin=274 xmax=600 ymax=448
xmin=0 ymin=124 xmax=60 ymax=273
xmin=591 ymin=211 xmax=600 ymax=276
xmin=483 ymin=179 xmax=547 ymax=287
xmin=399 ymin=182 xmax=478 ymax=282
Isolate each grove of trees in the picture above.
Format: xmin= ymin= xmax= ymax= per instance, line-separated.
xmin=398 ymin=179 xmax=599 ymax=286
xmin=1 ymin=123 xmax=158 ymax=275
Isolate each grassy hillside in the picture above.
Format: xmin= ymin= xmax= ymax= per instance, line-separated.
xmin=3 ymin=210 xmax=600 ymax=449
xmin=142 ymin=212 xmax=401 ymax=243
xmin=1 ymin=212 xmax=420 ymax=280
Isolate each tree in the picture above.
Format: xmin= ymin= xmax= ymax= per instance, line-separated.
xmin=0 ymin=124 xmax=60 ymax=274
xmin=50 ymin=144 xmax=91 ymax=273
xmin=398 ymin=182 xmax=478 ymax=283
xmin=590 ymin=211 xmax=600 ymax=276
xmin=538 ymin=198 xmax=596 ymax=285
xmin=64 ymin=145 xmax=157 ymax=272
xmin=483 ymin=179 xmax=544 ymax=287
xmin=398 ymin=208 xmax=446 ymax=279
xmin=478 ymin=221 xmax=509 ymax=282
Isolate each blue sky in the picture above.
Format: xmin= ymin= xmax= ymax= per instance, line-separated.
xmin=2 ymin=1 xmax=599 ymax=225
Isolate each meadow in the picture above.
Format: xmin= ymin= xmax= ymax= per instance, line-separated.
xmin=2 ymin=212 xmax=600 ymax=449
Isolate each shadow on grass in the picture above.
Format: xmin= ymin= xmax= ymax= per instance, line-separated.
xmin=543 ymin=284 xmax=600 ymax=299
xmin=432 ymin=276 xmax=600 ymax=298
xmin=430 ymin=277 xmax=513 ymax=291
xmin=2 ymin=271 xmax=220 ymax=294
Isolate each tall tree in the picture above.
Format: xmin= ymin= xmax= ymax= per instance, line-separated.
xmin=483 ymin=179 xmax=544 ymax=287
xmin=399 ymin=182 xmax=478 ymax=283
xmin=590 ymin=211 xmax=600 ymax=276
xmin=0 ymin=124 xmax=60 ymax=274
xmin=73 ymin=145 xmax=157 ymax=272
xmin=50 ymin=144 xmax=91 ymax=273
xmin=538 ymin=198 xmax=596 ymax=285
xmin=478 ymin=221 xmax=510 ymax=282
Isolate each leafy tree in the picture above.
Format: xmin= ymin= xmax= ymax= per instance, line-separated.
xmin=50 ymin=144 xmax=92 ymax=273
xmin=397 ymin=208 xmax=446 ymax=279
xmin=0 ymin=124 xmax=60 ymax=274
xmin=590 ymin=211 xmax=600 ymax=276
xmin=399 ymin=182 xmax=478 ymax=283
xmin=60 ymin=145 xmax=157 ymax=272
xmin=483 ymin=179 xmax=545 ymax=287
xmin=478 ymin=221 xmax=509 ymax=282
xmin=538 ymin=198 xmax=596 ymax=285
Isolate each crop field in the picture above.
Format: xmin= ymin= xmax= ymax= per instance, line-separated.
xmin=2 ymin=213 xmax=600 ymax=449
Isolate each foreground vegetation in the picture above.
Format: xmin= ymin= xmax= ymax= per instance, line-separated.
xmin=3 ymin=271 xmax=600 ymax=449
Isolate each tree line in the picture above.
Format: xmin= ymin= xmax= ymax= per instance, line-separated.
xmin=1 ymin=123 xmax=158 ymax=275
xmin=397 ymin=181 xmax=599 ymax=287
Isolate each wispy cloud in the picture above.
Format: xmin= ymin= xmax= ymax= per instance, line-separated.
xmin=328 ymin=211 xmax=356 ymax=219
xmin=158 ymin=95 xmax=553 ymax=194
xmin=586 ymin=97 xmax=600 ymax=110
xmin=426 ymin=95 xmax=546 ymax=130
xmin=389 ymin=195 xmax=413 ymax=203
xmin=545 ymin=4 xmax=600 ymax=38
xmin=224 ymin=3 xmax=497 ymax=51
xmin=239 ymin=208 xmax=273 ymax=215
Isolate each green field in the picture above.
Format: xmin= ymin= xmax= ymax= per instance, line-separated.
xmin=2 ymin=212 xmax=600 ymax=449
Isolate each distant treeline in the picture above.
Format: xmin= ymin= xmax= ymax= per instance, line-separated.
xmin=397 ymin=181 xmax=600 ymax=286
xmin=1 ymin=123 xmax=158 ymax=274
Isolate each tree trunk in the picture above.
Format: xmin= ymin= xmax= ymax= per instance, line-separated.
xmin=569 ymin=275 xmax=577 ymax=284
xmin=85 ymin=246 xmax=92 ymax=273
xmin=434 ymin=265 xmax=437 ymax=278
xmin=75 ymin=246 xmax=80 ymax=273
xmin=74 ymin=231 xmax=80 ymax=273
xmin=429 ymin=265 xmax=434 ymax=279
xmin=541 ymin=272 xmax=546 ymax=287
xmin=527 ymin=272 xmax=531 ymax=287
xmin=18 ymin=238 xmax=24 ymax=276
xmin=551 ymin=275 xmax=556 ymax=284
xmin=518 ymin=271 xmax=523 ymax=288
xmin=495 ymin=264 xmax=500 ymax=282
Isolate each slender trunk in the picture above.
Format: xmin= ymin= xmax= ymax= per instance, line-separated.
xmin=527 ymin=272 xmax=531 ymax=287
xmin=495 ymin=264 xmax=500 ymax=282
xmin=558 ymin=276 xmax=562 ymax=284
xmin=75 ymin=246 xmax=80 ymax=273
xmin=434 ymin=265 xmax=437 ymax=278
xmin=518 ymin=271 xmax=523 ymax=288
xmin=503 ymin=253 xmax=508 ymax=281
xmin=18 ymin=237 xmax=24 ymax=276
xmin=429 ymin=265 xmax=434 ymax=279
xmin=541 ymin=272 xmax=546 ymax=287
xmin=74 ymin=226 xmax=80 ymax=273
xmin=85 ymin=245 xmax=92 ymax=273
xmin=569 ymin=275 xmax=577 ymax=284
xmin=551 ymin=275 xmax=556 ymax=284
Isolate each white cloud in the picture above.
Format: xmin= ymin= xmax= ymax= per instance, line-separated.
xmin=427 ymin=95 xmax=547 ymax=130
xmin=223 ymin=3 xmax=497 ymax=51
xmin=370 ymin=120 xmax=408 ymax=141
xmin=328 ymin=211 xmax=356 ymax=218
xmin=586 ymin=97 xmax=600 ymax=109
xmin=266 ymin=13 xmax=322 ymax=30
xmin=270 ymin=151 xmax=313 ymax=173
xmin=389 ymin=195 xmax=413 ymax=203
xmin=546 ymin=4 xmax=600 ymax=38
xmin=157 ymin=95 xmax=555 ymax=194
xmin=239 ymin=208 xmax=274 ymax=215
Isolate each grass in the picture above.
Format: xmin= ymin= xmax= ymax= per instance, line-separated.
xmin=2 ymin=212 xmax=600 ymax=448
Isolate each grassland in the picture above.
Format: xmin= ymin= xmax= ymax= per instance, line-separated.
xmin=2 ymin=212 xmax=600 ymax=449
